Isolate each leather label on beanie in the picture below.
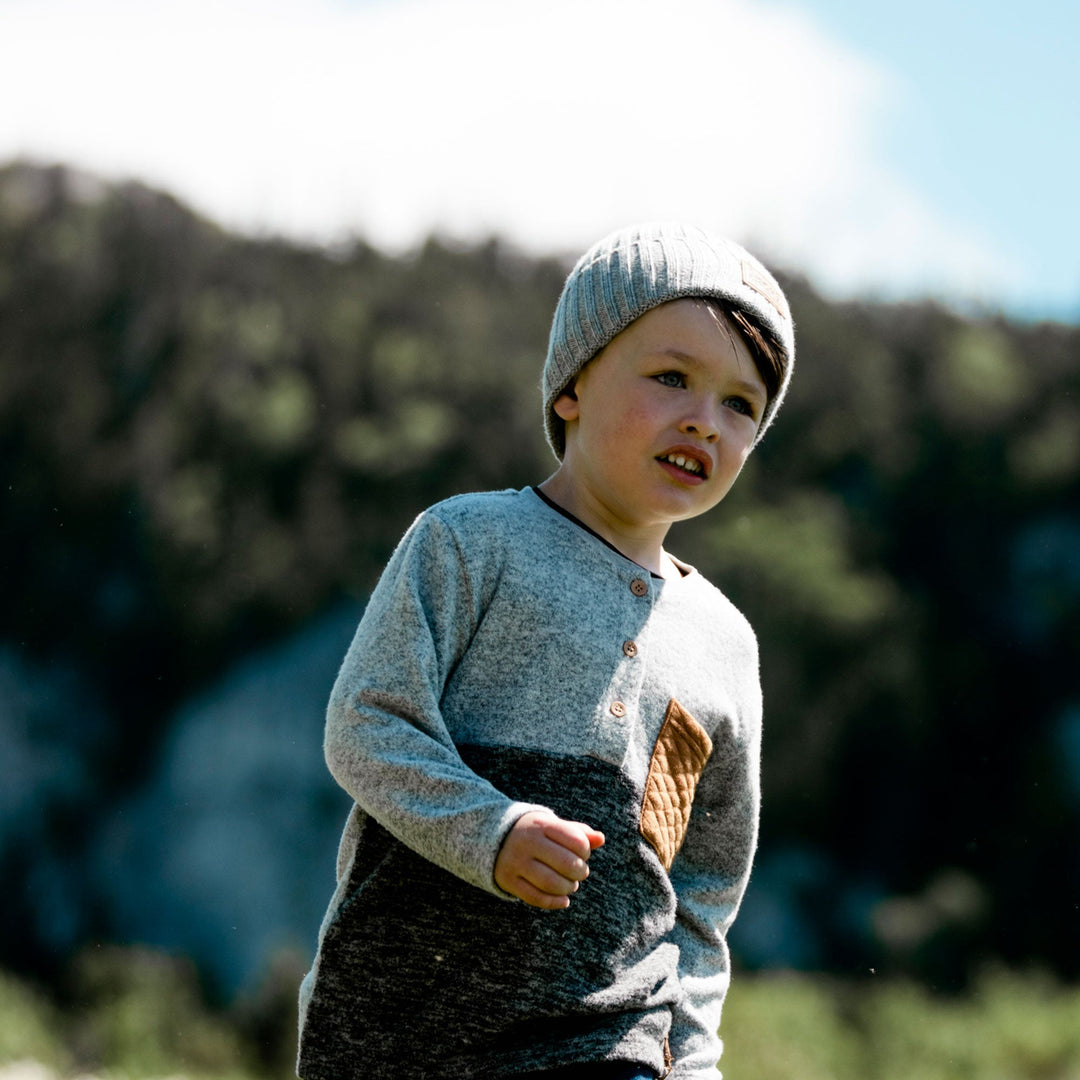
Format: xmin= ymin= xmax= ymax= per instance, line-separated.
xmin=741 ymin=259 xmax=787 ymax=318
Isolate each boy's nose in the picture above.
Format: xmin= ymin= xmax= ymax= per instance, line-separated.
xmin=678 ymin=406 xmax=720 ymax=442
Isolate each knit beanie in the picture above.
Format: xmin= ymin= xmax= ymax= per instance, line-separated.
xmin=542 ymin=222 xmax=795 ymax=459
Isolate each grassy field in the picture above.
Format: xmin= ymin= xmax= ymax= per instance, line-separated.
xmin=722 ymin=969 xmax=1080 ymax=1080
xmin=3 ymin=953 xmax=1080 ymax=1079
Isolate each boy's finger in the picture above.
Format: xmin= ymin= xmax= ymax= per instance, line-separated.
xmin=526 ymin=857 xmax=582 ymax=896
xmin=541 ymin=818 xmax=600 ymax=860
xmin=536 ymin=842 xmax=590 ymax=883
xmin=512 ymin=878 xmax=572 ymax=910
xmin=509 ymin=864 xmax=576 ymax=905
xmin=567 ymin=821 xmax=605 ymax=850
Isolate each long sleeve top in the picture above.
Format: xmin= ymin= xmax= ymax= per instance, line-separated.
xmin=297 ymin=487 xmax=762 ymax=1080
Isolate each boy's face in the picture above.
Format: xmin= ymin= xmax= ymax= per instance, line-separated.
xmin=553 ymin=298 xmax=766 ymax=536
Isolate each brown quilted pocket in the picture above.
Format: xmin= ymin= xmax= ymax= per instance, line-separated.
xmin=639 ymin=699 xmax=713 ymax=871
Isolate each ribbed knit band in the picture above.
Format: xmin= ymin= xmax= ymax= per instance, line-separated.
xmin=542 ymin=222 xmax=795 ymax=459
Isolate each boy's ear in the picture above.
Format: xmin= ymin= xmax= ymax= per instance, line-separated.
xmin=553 ymin=384 xmax=580 ymax=422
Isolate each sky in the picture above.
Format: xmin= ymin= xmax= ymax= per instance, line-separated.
xmin=1 ymin=0 xmax=1076 ymax=322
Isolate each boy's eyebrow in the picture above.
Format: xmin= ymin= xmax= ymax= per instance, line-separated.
xmin=656 ymin=347 xmax=766 ymax=399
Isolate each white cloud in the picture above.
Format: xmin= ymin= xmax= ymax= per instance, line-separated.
xmin=0 ymin=0 xmax=1015 ymax=302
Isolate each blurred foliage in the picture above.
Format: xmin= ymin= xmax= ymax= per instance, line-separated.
xmin=64 ymin=947 xmax=248 ymax=1078
xmin=723 ymin=968 xmax=1080 ymax=1079
xmin=0 ymin=971 xmax=67 ymax=1070
xmin=0 ymin=946 xmax=299 ymax=1078
xmin=1 ymin=160 xmax=1079 ymax=989
xmin=0 ymin=160 xmax=563 ymax=767
xmin=4 ymin=955 xmax=1080 ymax=1079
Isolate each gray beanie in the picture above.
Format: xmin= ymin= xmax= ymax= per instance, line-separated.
xmin=542 ymin=222 xmax=795 ymax=459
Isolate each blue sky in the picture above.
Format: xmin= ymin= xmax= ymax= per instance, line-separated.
xmin=1 ymin=0 xmax=1075 ymax=322
xmin=791 ymin=0 xmax=1078 ymax=321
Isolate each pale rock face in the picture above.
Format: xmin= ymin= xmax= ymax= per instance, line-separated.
xmin=0 ymin=605 xmax=359 ymax=996
xmin=87 ymin=603 xmax=360 ymax=994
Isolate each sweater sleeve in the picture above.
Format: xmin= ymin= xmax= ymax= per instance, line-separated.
xmin=665 ymin=674 xmax=762 ymax=1079
xmin=323 ymin=509 xmax=551 ymax=898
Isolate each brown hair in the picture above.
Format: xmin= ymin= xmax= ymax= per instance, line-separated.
xmin=701 ymin=298 xmax=787 ymax=405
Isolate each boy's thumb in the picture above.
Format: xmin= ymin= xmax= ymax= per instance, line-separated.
xmin=555 ymin=819 xmax=605 ymax=855
xmin=584 ymin=827 xmax=605 ymax=849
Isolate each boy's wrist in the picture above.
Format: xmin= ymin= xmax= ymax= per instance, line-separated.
xmin=487 ymin=802 xmax=559 ymax=900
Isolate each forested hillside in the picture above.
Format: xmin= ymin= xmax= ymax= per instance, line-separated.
xmin=2 ymin=160 xmax=1078 ymax=998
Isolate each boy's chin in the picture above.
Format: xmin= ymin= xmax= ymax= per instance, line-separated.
xmin=661 ymin=477 xmax=735 ymax=513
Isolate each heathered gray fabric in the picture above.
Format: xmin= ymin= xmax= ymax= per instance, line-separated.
xmin=297 ymin=488 xmax=762 ymax=1080
xmin=543 ymin=222 xmax=795 ymax=458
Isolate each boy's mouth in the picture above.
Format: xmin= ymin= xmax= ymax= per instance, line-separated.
xmin=656 ymin=451 xmax=709 ymax=480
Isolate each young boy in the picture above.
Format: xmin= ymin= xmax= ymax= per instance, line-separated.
xmin=297 ymin=222 xmax=795 ymax=1080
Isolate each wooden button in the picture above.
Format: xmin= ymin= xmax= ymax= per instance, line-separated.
xmin=622 ymin=640 xmax=638 ymax=657
xmin=630 ymin=577 xmax=648 ymax=597
xmin=610 ymin=701 xmax=626 ymax=717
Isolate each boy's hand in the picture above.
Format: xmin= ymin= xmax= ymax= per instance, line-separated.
xmin=494 ymin=811 xmax=605 ymax=909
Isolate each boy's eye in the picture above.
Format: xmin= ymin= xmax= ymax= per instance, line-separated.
xmin=654 ymin=371 xmax=686 ymax=389
xmin=724 ymin=396 xmax=755 ymax=418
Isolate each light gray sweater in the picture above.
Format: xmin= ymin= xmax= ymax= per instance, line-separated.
xmin=297 ymin=487 xmax=762 ymax=1080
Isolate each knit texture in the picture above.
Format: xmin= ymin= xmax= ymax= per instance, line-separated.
xmin=543 ymin=222 xmax=795 ymax=458
xmin=296 ymin=488 xmax=762 ymax=1080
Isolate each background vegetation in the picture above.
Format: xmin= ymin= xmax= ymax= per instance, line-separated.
xmin=1 ymin=160 xmax=1078 ymax=1075
xmin=3 ymin=953 xmax=1080 ymax=1079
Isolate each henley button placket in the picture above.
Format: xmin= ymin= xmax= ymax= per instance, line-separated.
xmin=608 ymin=580 xmax=646 ymax=742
